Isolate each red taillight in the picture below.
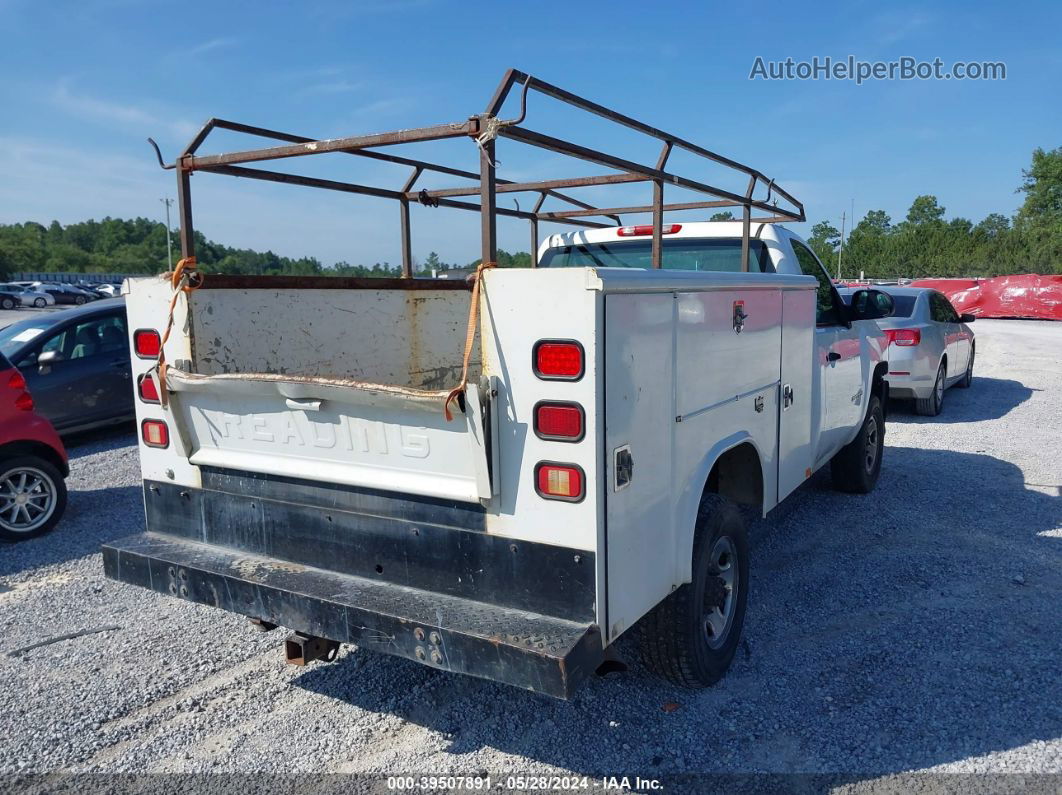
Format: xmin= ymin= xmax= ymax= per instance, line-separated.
xmin=8 ymin=371 xmax=33 ymax=411
xmin=884 ymin=329 xmax=920 ymax=347
xmin=617 ymin=224 xmax=682 ymax=237
xmin=137 ymin=373 xmax=160 ymax=403
xmin=535 ymin=462 xmax=585 ymax=502
xmin=133 ymin=329 xmax=161 ymax=359
xmin=534 ymin=401 xmax=585 ymax=442
xmin=533 ymin=340 xmax=584 ymax=381
xmin=141 ymin=419 xmax=169 ymax=448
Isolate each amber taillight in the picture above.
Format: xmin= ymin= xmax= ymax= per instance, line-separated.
xmin=535 ymin=462 xmax=585 ymax=502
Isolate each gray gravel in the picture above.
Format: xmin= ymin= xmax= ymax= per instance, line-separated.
xmin=0 ymin=319 xmax=1059 ymax=781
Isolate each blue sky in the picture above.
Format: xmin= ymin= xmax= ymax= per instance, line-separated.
xmin=2 ymin=0 xmax=1060 ymax=267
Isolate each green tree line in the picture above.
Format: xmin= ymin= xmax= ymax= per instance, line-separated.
xmin=0 ymin=217 xmax=531 ymax=279
xmin=2 ymin=146 xmax=1058 ymax=279
xmin=805 ymin=146 xmax=1062 ymax=278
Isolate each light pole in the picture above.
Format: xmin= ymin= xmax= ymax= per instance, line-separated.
xmin=160 ymin=197 xmax=174 ymax=270
xmin=836 ymin=210 xmax=846 ymax=280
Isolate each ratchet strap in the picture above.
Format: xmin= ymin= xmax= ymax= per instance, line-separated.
xmin=443 ymin=261 xmax=495 ymax=422
xmin=155 ymin=257 xmax=203 ymax=408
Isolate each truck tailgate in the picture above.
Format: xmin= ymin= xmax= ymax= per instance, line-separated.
xmin=165 ymin=370 xmax=496 ymax=503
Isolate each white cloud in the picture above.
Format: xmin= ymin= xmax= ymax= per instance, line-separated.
xmin=300 ymin=79 xmax=364 ymax=96
xmin=874 ymin=11 xmax=934 ymax=46
xmin=51 ymin=79 xmax=198 ymax=139
xmin=0 ymin=137 xmax=166 ymax=225
xmin=185 ymin=36 xmax=238 ymax=57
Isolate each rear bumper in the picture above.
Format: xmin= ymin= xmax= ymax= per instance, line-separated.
xmin=103 ymin=472 xmax=601 ymax=698
xmin=103 ymin=532 xmax=602 ymax=698
xmin=884 ymin=371 xmax=935 ymax=400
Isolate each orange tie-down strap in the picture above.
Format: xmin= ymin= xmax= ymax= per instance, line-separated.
xmin=155 ymin=257 xmax=204 ymax=407
xmin=444 ymin=261 xmax=496 ymax=421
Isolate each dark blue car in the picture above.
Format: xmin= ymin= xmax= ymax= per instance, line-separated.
xmin=0 ymin=298 xmax=134 ymax=434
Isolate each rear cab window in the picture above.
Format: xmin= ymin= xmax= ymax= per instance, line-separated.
xmin=539 ymin=237 xmax=775 ymax=272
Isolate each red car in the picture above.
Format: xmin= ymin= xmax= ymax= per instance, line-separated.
xmin=0 ymin=350 xmax=68 ymax=541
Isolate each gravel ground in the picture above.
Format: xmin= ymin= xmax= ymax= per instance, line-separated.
xmin=1 ymin=319 xmax=1059 ymax=784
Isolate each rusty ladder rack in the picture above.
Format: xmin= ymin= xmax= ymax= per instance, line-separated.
xmin=154 ymin=67 xmax=805 ymax=276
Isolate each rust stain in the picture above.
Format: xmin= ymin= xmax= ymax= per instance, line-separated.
xmin=407 ymin=292 xmax=422 ymax=386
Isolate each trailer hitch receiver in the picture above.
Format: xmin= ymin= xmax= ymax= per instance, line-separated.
xmin=284 ymin=632 xmax=340 ymax=665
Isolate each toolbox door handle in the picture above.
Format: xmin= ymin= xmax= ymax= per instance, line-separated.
xmin=285 ymin=398 xmax=322 ymax=412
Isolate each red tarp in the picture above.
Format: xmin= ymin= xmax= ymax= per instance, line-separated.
xmin=909 ymin=275 xmax=1062 ymax=320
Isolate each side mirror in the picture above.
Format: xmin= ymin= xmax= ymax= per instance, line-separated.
xmin=848 ymin=289 xmax=895 ymax=321
xmin=960 ymin=313 xmax=976 ymax=323
xmin=37 ymin=349 xmax=62 ymax=374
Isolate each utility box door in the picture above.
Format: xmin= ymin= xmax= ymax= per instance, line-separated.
xmin=603 ymin=293 xmax=675 ymax=642
xmin=777 ymin=288 xmax=816 ymax=503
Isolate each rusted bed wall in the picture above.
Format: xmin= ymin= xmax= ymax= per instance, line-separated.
xmin=188 ymin=285 xmax=479 ymax=389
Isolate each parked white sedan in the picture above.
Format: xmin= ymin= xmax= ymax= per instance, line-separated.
xmin=876 ymin=287 xmax=976 ymax=416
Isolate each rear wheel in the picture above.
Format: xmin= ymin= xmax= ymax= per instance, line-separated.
xmin=33 ymin=297 xmax=46 ymax=308
xmin=638 ymin=494 xmax=749 ymax=687
xmin=74 ymin=295 xmax=86 ymax=305
xmin=831 ymin=394 xmax=885 ymax=493
xmin=957 ymin=347 xmax=974 ymax=389
xmin=0 ymin=456 xmax=67 ymax=541
xmin=0 ymin=297 xmax=14 ymax=310
xmin=916 ymin=362 xmax=946 ymax=416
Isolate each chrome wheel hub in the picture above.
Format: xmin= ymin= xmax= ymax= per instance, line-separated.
xmin=0 ymin=468 xmax=55 ymax=533
xmin=702 ymin=536 xmax=738 ymax=650
xmin=864 ymin=415 xmax=879 ymax=473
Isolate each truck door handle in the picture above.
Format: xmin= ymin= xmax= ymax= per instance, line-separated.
xmin=827 ymin=351 xmax=841 ymax=362
xmin=782 ymin=383 xmax=794 ymax=409
xmin=733 ymin=301 xmax=748 ymax=333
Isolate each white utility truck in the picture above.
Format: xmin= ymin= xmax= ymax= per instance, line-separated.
xmin=106 ymin=70 xmax=893 ymax=698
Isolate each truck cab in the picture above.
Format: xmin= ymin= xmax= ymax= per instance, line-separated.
xmin=538 ymin=221 xmax=891 ymax=473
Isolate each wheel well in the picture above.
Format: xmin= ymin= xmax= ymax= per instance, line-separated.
xmin=704 ymin=442 xmax=762 ymax=509
xmin=0 ymin=441 xmax=69 ymax=478
xmin=872 ymin=361 xmax=889 ymax=417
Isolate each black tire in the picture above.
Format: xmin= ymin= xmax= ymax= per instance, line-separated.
xmin=957 ymin=346 xmax=974 ymax=389
xmin=638 ymin=494 xmax=749 ymax=688
xmin=830 ymin=393 xmax=885 ymax=494
xmin=74 ymin=295 xmax=86 ymax=305
xmin=0 ymin=456 xmax=68 ymax=542
xmin=0 ymin=297 xmax=13 ymax=310
xmin=915 ymin=362 xmax=946 ymax=416
xmin=33 ymin=297 xmax=46 ymax=308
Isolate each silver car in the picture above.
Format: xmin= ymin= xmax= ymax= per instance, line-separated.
xmin=16 ymin=286 xmax=56 ymax=308
xmin=876 ymin=287 xmax=976 ymax=416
